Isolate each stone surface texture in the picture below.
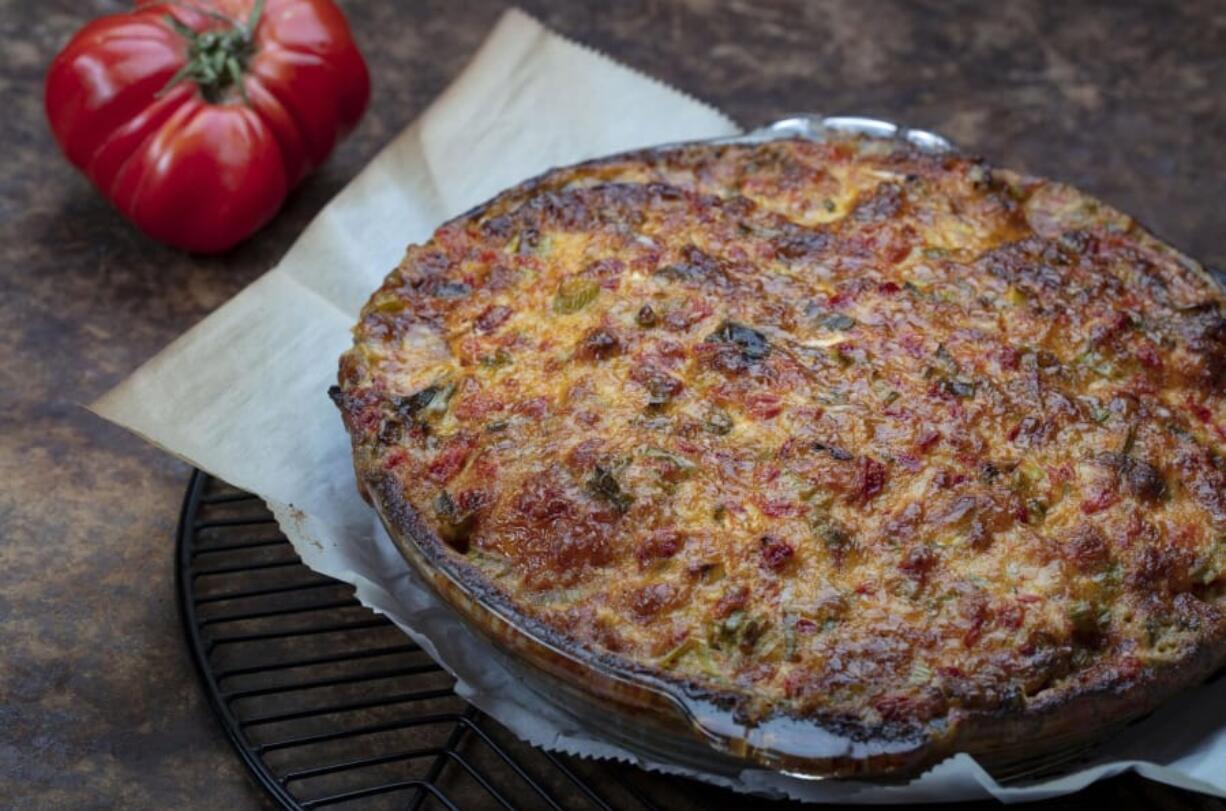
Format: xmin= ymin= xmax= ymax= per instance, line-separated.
xmin=1 ymin=0 xmax=1223 ymax=807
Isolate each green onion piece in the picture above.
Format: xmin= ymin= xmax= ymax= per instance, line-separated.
xmin=553 ymin=277 xmax=599 ymax=314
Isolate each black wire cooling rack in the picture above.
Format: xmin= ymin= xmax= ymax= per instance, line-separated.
xmin=176 ymin=470 xmax=809 ymax=810
xmin=176 ymin=470 xmax=1222 ymax=810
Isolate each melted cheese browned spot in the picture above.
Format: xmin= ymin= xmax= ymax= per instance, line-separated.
xmin=334 ymin=136 xmax=1226 ymax=741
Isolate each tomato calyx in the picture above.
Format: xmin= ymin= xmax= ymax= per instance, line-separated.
xmin=161 ymin=0 xmax=265 ymax=103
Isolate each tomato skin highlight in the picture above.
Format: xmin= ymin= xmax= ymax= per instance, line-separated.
xmin=45 ymin=0 xmax=370 ymax=253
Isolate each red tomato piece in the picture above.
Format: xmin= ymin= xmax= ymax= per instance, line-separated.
xmin=45 ymin=0 xmax=369 ymax=252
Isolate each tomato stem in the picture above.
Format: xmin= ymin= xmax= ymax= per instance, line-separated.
xmin=159 ymin=0 xmax=265 ymax=104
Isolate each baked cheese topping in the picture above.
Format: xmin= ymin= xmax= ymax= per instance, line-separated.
xmin=334 ymin=137 xmax=1226 ymax=735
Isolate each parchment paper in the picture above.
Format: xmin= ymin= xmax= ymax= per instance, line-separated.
xmin=92 ymin=8 xmax=1226 ymax=803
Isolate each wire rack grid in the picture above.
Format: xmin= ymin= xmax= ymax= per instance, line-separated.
xmin=176 ymin=470 xmax=825 ymax=810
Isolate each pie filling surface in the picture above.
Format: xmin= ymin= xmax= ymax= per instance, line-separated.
xmin=333 ymin=135 xmax=1226 ymax=762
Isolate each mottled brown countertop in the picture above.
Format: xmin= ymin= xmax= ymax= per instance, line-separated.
xmin=2 ymin=1 xmax=1224 ymax=807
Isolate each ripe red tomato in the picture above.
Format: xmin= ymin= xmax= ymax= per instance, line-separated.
xmin=45 ymin=0 xmax=370 ymax=253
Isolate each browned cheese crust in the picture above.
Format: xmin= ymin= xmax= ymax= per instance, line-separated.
xmin=332 ymin=135 xmax=1226 ymax=775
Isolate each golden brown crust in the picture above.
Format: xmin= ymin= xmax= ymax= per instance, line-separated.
xmin=332 ymin=134 xmax=1226 ymax=777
